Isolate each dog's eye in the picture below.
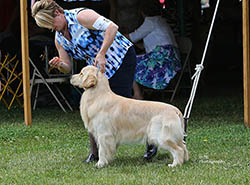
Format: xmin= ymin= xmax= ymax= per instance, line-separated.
xmin=80 ymin=73 xmax=83 ymax=76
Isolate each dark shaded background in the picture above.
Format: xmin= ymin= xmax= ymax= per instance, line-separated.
xmin=0 ymin=0 xmax=245 ymax=106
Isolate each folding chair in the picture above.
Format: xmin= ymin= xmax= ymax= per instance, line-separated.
xmin=168 ymin=36 xmax=193 ymax=102
xmin=29 ymin=35 xmax=73 ymax=112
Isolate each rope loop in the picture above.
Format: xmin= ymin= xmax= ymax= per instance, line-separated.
xmin=191 ymin=64 xmax=204 ymax=80
xmin=195 ymin=64 xmax=204 ymax=71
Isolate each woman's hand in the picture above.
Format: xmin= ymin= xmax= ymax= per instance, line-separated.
xmin=94 ymin=53 xmax=106 ymax=73
xmin=49 ymin=57 xmax=61 ymax=69
xmin=49 ymin=57 xmax=71 ymax=74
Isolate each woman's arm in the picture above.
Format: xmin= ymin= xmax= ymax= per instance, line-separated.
xmin=49 ymin=39 xmax=72 ymax=74
xmin=76 ymin=9 xmax=118 ymax=73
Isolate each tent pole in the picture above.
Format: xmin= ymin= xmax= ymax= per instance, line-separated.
xmin=242 ymin=0 xmax=250 ymax=128
xmin=20 ymin=0 xmax=32 ymax=126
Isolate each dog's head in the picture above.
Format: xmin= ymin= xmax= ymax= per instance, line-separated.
xmin=70 ymin=66 xmax=99 ymax=89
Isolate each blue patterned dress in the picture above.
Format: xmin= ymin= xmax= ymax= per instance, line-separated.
xmin=135 ymin=45 xmax=181 ymax=90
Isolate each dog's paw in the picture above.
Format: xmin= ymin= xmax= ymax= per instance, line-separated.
xmin=168 ymin=163 xmax=177 ymax=167
xmin=95 ymin=160 xmax=107 ymax=168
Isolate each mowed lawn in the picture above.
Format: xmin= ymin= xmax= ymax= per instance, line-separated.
xmin=0 ymin=92 xmax=249 ymax=185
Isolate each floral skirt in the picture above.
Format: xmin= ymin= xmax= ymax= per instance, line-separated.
xmin=135 ymin=45 xmax=181 ymax=90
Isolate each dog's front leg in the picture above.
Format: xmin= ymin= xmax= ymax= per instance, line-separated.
xmin=95 ymin=134 xmax=117 ymax=168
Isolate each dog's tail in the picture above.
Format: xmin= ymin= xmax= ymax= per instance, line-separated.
xmin=175 ymin=109 xmax=186 ymax=144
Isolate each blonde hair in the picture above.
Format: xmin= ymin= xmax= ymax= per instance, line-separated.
xmin=32 ymin=0 xmax=64 ymax=30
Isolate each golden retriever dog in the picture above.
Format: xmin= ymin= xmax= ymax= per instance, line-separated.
xmin=70 ymin=66 xmax=188 ymax=168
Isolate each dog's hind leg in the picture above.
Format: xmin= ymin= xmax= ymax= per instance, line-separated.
xmin=178 ymin=141 xmax=189 ymax=163
xmin=158 ymin=116 xmax=185 ymax=167
xmin=95 ymin=134 xmax=117 ymax=168
xmin=161 ymin=140 xmax=184 ymax=167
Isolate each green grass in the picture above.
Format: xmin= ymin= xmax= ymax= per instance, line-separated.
xmin=0 ymin=93 xmax=249 ymax=185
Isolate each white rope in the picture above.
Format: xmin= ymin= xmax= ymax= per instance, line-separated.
xmin=183 ymin=0 xmax=221 ymax=119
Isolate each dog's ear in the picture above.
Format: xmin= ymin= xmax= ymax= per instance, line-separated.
xmin=83 ymin=74 xmax=97 ymax=89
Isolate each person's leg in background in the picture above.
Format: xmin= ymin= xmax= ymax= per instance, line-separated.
xmin=84 ymin=133 xmax=99 ymax=163
xmin=109 ymin=46 xmax=136 ymax=98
